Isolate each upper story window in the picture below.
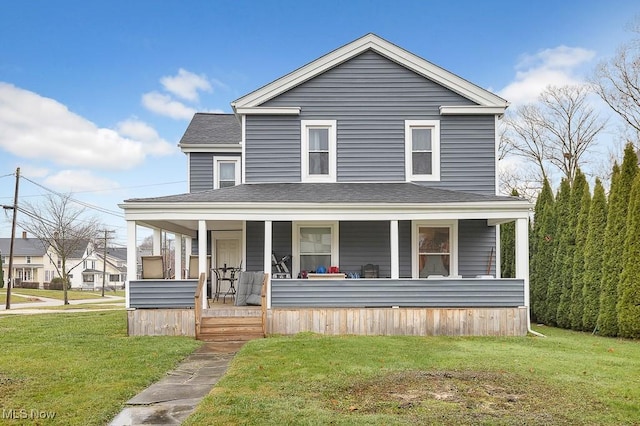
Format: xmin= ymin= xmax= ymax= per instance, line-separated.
xmin=26 ymin=256 xmax=31 ymax=264
xmin=301 ymin=120 xmax=336 ymax=182
xmin=405 ymin=120 xmax=440 ymax=182
xmin=214 ymin=156 xmax=241 ymax=189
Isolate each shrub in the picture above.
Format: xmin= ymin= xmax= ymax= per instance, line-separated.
xmin=48 ymin=277 xmax=71 ymax=290
xmin=15 ymin=281 xmax=39 ymax=289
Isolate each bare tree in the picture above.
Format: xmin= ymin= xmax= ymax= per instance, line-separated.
xmin=503 ymin=84 xmax=606 ymax=187
xmin=19 ymin=194 xmax=100 ymax=304
xmin=592 ymin=18 xmax=640 ymax=137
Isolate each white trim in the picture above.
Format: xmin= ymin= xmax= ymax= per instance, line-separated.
xmin=241 ymin=115 xmax=246 ymax=184
xmin=495 ymin=225 xmax=501 ymax=279
xmin=495 ymin=115 xmax=500 ymax=195
xmin=241 ymin=221 xmax=247 ymax=271
xmin=264 ymin=221 xmax=272 ymax=308
xmin=515 ymin=217 xmax=529 ymax=307
xmin=180 ymin=144 xmax=242 ymax=154
xmin=198 ymin=220 xmax=208 ymax=308
xmin=125 ymin=221 xmax=137 ymax=308
xmin=235 ymin=107 xmax=301 ymax=115
xmin=174 ymin=234 xmax=182 ymax=280
xmin=405 ymin=120 xmax=440 ymax=182
xmin=301 ymin=120 xmax=337 ymax=183
xmin=390 ymin=220 xmax=399 ymax=279
xmin=439 ymin=106 xmax=507 ymax=115
xmin=213 ymin=156 xmax=241 ymax=189
xmin=232 ymin=34 xmax=508 ymax=109
xmin=411 ymin=220 xmax=458 ymax=279
xmin=292 ymin=221 xmax=339 ymax=277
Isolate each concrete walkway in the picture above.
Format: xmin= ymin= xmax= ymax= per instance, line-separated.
xmin=109 ymin=342 xmax=243 ymax=425
xmin=0 ymin=292 xmax=125 ymax=314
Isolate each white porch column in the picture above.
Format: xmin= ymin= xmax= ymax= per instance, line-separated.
xmin=174 ymin=234 xmax=182 ymax=280
xmin=198 ymin=220 xmax=208 ymax=309
xmin=264 ymin=220 xmax=272 ymax=309
xmin=515 ymin=217 xmax=530 ymax=309
xmin=390 ymin=220 xmax=399 ymax=279
xmin=152 ymin=228 xmax=161 ymax=256
xmin=126 ymin=220 xmax=137 ymax=309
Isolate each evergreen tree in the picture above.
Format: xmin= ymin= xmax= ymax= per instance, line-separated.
xmin=617 ymin=172 xmax=640 ymax=338
xmin=500 ymin=189 xmax=519 ymax=279
xmin=546 ymin=178 xmax=571 ymax=326
xmin=556 ymin=173 xmax=583 ymax=329
xmin=582 ymin=178 xmax=608 ymax=331
xmin=569 ymin=171 xmax=591 ymax=330
xmin=598 ymin=144 xmax=638 ymax=336
xmin=530 ymin=179 xmax=555 ymax=323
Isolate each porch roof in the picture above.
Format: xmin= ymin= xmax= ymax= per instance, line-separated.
xmin=124 ymin=182 xmax=522 ymax=205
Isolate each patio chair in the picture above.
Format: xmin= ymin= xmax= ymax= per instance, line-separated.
xmin=235 ymin=271 xmax=266 ymax=306
xmin=141 ymin=255 xmax=164 ymax=279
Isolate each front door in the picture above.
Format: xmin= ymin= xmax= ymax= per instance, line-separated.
xmin=215 ymin=238 xmax=241 ymax=293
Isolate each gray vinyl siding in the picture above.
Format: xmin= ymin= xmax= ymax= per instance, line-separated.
xmin=339 ymin=221 xmax=390 ymax=277
xmin=245 ymin=50 xmax=496 ymax=194
xmin=458 ymin=220 xmax=497 ymax=277
xmin=189 ymin=152 xmax=241 ymax=193
xmin=129 ymin=279 xmax=198 ymax=308
xmin=271 ymin=278 xmax=524 ymax=308
xmin=189 ymin=153 xmax=213 ymax=192
xmin=246 ymin=221 xmax=264 ymax=271
xmin=399 ymin=221 xmax=412 ymax=278
xmin=272 ymin=221 xmax=292 ymax=272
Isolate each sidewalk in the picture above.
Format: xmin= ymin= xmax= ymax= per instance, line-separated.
xmin=0 ymin=292 xmax=125 ymax=314
xmin=109 ymin=342 xmax=243 ymax=425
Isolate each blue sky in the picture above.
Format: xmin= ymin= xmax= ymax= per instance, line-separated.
xmin=1 ymin=0 xmax=638 ymax=244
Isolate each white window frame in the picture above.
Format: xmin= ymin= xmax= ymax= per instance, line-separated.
xmin=411 ymin=220 xmax=458 ymax=278
xmin=213 ymin=156 xmax=241 ymax=189
xmin=405 ymin=120 xmax=441 ymax=182
xmin=292 ymin=221 xmax=339 ymax=277
xmin=301 ymin=120 xmax=337 ymax=183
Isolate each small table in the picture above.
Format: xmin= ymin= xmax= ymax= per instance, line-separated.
xmin=216 ymin=267 xmax=240 ymax=304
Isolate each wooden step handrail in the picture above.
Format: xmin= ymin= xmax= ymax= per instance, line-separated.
xmin=194 ymin=272 xmax=206 ymax=340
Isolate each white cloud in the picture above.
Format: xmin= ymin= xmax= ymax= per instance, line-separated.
xmin=160 ymin=68 xmax=212 ymax=101
xmin=116 ymin=118 xmax=175 ymax=156
xmin=43 ymin=169 xmax=120 ymax=193
xmin=499 ymin=46 xmax=596 ymax=106
xmin=141 ymin=91 xmax=197 ymax=120
xmin=0 ymin=83 xmax=176 ymax=170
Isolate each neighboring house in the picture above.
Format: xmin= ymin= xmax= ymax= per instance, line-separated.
xmin=0 ymin=233 xmax=47 ymax=287
xmin=121 ymin=34 xmax=532 ymax=337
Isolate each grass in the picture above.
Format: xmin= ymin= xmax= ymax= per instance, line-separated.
xmin=0 ymin=310 xmax=201 ymax=425
xmin=184 ymin=326 xmax=640 ymax=425
xmin=0 ymin=292 xmax=33 ymax=304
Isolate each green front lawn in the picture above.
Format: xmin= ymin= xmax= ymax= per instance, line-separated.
xmin=0 ymin=311 xmax=201 ymax=425
xmin=185 ymin=327 xmax=640 ymax=425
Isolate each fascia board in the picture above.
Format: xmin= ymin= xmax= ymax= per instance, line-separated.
xmin=179 ymin=144 xmax=242 ymax=154
xmin=232 ymin=34 xmax=508 ymax=109
xmin=234 ymin=107 xmax=301 ymax=115
xmin=440 ymin=106 xmax=508 ymax=115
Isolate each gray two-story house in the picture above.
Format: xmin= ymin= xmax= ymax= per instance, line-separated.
xmin=121 ymin=34 xmax=532 ymax=338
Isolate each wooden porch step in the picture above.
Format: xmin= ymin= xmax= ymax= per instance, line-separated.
xmin=197 ymin=316 xmax=264 ymax=342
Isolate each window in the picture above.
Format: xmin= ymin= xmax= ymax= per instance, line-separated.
xmin=293 ymin=222 xmax=339 ymax=276
xmin=214 ymin=157 xmax=241 ymax=189
xmin=109 ymin=274 xmax=120 ymax=282
xmin=405 ymin=120 xmax=440 ymax=181
xmin=26 ymin=256 xmax=31 ymax=264
xmin=301 ymin=120 xmax=336 ymax=182
xmin=412 ymin=221 xmax=457 ymax=278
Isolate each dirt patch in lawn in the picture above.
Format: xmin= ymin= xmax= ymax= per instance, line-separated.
xmin=329 ymin=370 xmax=580 ymax=425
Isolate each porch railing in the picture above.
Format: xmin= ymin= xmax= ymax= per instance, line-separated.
xmin=271 ymin=278 xmax=525 ymax=308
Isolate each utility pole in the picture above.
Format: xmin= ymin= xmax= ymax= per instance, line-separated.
xmin=5 ymin=167 xmax=20 ymax=310
xmin=99 ymin=229 xmax=115 ymax=297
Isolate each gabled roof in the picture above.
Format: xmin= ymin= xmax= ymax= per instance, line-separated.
xmin=106 ymin=247 xmax=127 ymax=261
xmin=178 ymin=113 xmax=241 ymax=149
xmin=232 ymin=33 xmax=508 ymax=111
xmin=0 ymin=238 xmax=47 ymax=256
xmin=125 ymin=183 xmax=521 ymax=205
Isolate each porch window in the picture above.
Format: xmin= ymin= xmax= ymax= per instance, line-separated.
xmin=214 ymin=156 xmax=241 ymax=189
xmin=301 ymin=120 xmax=336 ymax=182
xmin=405 ymin=120 xmax=440 ymax=181
xmin=412 ymin=221 xmax=457 ymax=278
xmin=293 ymin=222 xmax=339 ymax=275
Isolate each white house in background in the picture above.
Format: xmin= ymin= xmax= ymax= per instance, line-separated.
xmin=0 ymin=233 xmax=47 ymax=288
